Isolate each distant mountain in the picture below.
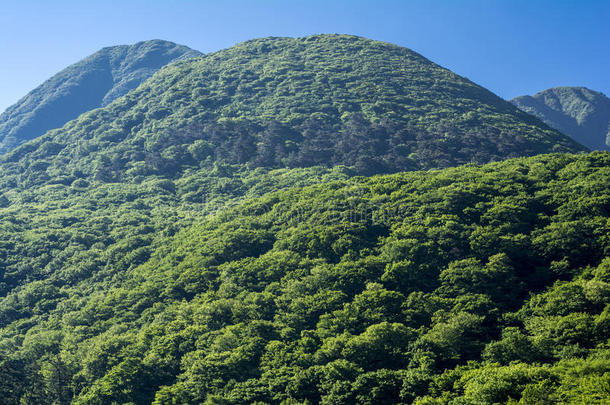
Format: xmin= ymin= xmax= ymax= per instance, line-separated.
xmin=511 ymin=87 xmax=610 ymax=151
xmin=0 ymin=40 xmax=201 ymax=154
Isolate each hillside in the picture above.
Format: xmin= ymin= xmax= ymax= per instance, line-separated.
xmin=0 ymin=35 xmax=605 ymax=404
xmin=0 ymin=40 xmax=201 ymax=154
xmin=511 ymin=87 xmax=610 ymax=151
xmin=0 ymin=152 xmax=609 ymax=404
xmin=0 ymin=35 xmax=586 ymax=189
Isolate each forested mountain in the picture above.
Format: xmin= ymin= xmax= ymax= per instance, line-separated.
xmin=0 ymin=35 xmax=585 ymax=189
xmin=511 ymin=87 xmax=610 ymax=151
xmin=1 ymin=152 xmax=609 ymax=404
xmin=0 ymin=40 xmax=201 ymax=154
xmin=0 ymin=34 xmax=607 ymax=404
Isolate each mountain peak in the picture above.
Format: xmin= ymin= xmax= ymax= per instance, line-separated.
xmin=511 ymin=86 xmax=610 ymax=150
xmin=0 ymin=40 xmax=202 ymax=154
xmin=0 ymin=34 xmax=585 ymax=186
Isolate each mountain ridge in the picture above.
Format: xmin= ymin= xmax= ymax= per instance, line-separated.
xmin=0 ymin=34 xmax=586 ymax=190
xmin=0 ymin=39 xmax=202 ymax=154
xmin=511 ymin=86 xmax=610 ymax=151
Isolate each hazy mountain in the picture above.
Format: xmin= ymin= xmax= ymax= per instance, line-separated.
xmin=511 ymin=86 xmax=610 ymax=150
xmin=0 ymin=39 xmax=202 ymax=154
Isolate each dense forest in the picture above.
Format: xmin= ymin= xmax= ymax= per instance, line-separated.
xmin=0 ymin=34 xmax=608 ymax=404
xmin=1 ymin=152 xmax=609 ymax=403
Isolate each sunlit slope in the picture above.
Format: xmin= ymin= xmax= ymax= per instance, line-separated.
xmin=1 ymin=34 xmax=585 ymax=188
xmin=1 ymin=152 xmax=606 ymax=403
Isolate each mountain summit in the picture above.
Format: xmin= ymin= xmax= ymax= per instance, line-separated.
xmin=0 ymin=34 xmax=585 ymax=185
xmin=511 ymin=87 xmax=610 ymax=151
xmin=0 ymin=40 xmax=201 ymax=154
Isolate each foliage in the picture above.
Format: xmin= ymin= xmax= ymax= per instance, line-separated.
xmin=0 ymin=152 xmax=608 ymax=403
xmin=0 ymin=34 xmax=603 ymax=404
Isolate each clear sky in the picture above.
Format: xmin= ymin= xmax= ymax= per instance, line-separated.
xmin=0 ymin=0 xmax=608 ymax=113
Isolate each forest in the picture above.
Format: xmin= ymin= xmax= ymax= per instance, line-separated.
xmin=0 ymin=34 xmax=607 ymax=404
xmin=1 ymin=152 xmax=609 ymax=403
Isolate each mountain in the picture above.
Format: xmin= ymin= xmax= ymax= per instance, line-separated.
xmin=511 ymin=87 xmax=610 ymax=151
xmin=0 ymin=35 xmax=606 ymax=404
xmin=0 ymin=35 xmax=586 ymax=189
xmin=0 ymin=40 xmax=202 ymax=154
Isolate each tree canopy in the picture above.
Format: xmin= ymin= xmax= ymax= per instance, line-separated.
xmin=0 ymin=152 xmax=608 ymax=404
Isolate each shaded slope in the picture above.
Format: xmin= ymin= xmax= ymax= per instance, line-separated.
xmin=0 ymin=35 xmax=585 ymax=188
xmin=511 ymin=87 xmax=610 ymax=151
xmin=0 ymin=40 xmax=201 ymax=154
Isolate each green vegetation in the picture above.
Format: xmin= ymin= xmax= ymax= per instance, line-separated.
xmin=1 ymin=152 xmax=609 ymax=403
xmin=512 ymin=87 xmax=610 ymax=151
xmin=0 ymin=40 xmax=201 ymax=154
xmin=0 ymin=35 xmax=605 ymax=404
xmin=0 ymin=35 xmax=585 ymax=187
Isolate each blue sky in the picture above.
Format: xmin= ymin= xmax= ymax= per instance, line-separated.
xmin=1 ymin=0 xmax=608 ymax=113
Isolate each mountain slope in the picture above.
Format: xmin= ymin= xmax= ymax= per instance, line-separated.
xmin=511 ymin=87 xmax=610 ymax=151
xmin=0 ymin=35 xmax=586 ymax=188
xmin=0 ymin=35 xmax=604 ymax=404
xmin=0 ymin=40 xmax=201 ymax=154
xmin=1 ymin=152 xmax=608 ymax=404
